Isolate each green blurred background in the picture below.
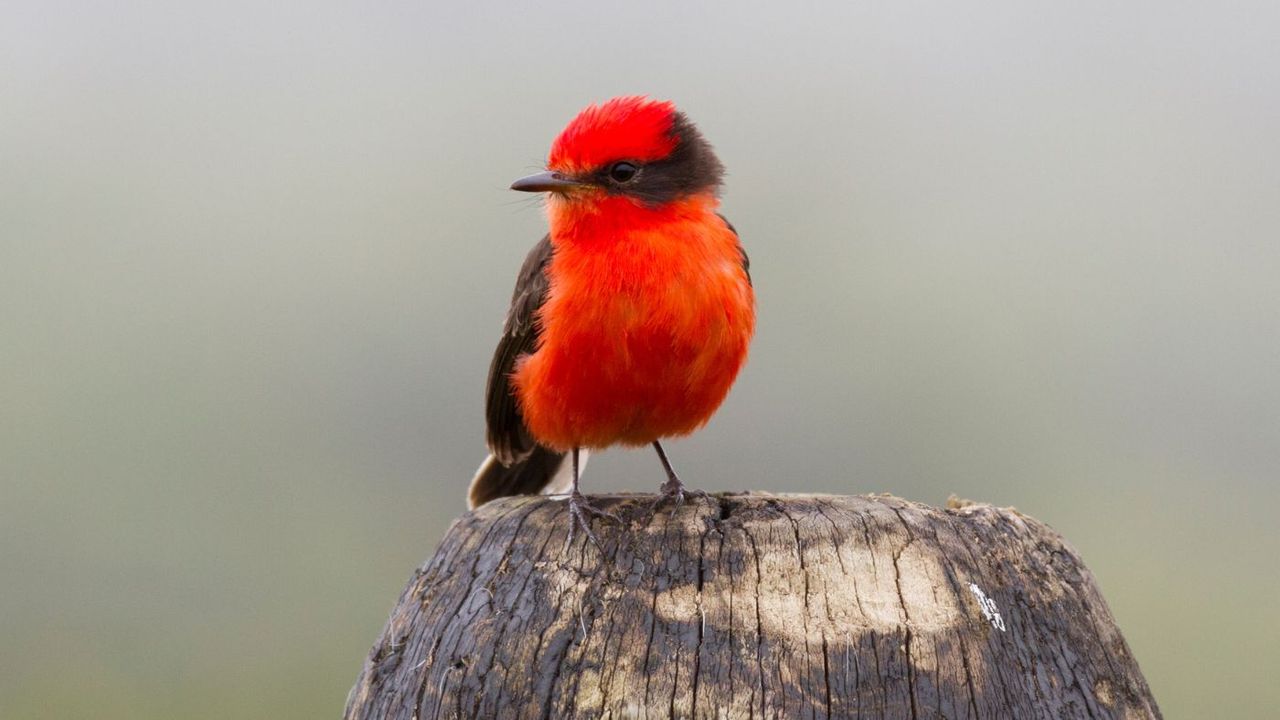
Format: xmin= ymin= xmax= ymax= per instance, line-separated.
xmin=3 ymin=2 xmax=1277 ymax=717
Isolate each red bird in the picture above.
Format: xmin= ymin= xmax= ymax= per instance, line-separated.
xmin=469 ymin=96 xmax=755 ymax=538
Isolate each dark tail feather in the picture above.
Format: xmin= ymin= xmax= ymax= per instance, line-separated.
xmin=468 ymin=445 xmax=573 ymax=509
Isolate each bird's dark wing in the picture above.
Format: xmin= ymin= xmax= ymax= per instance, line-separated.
xmin=485 ymin=234 xmax=553 ymax=465
xmin=718 ymin=213 xmax=751 ymax=286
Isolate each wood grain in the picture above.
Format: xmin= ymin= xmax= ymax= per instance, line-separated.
xmin=346 ymin=493 xmax=1160 ymax=719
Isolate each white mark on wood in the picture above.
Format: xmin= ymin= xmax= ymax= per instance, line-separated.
xmin=968 ymin=583 xmax=1007 ymax=632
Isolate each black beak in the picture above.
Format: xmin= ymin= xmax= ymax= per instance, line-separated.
xmin=510 ymin=170 xmax=586 ymax=193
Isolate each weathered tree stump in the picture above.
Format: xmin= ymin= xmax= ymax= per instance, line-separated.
xmin=346 ymin=493 xmax=1160 ymax=719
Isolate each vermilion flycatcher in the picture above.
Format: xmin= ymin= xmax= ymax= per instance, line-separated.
xmin=468 ymin=96 xmax=755 ymax=538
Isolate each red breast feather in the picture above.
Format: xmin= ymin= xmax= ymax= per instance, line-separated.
xmin=514 ymin=195 xmax=754 ymax=450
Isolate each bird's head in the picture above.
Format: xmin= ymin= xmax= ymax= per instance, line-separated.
xmin=511 ymin=96 xmax=724 ymax=215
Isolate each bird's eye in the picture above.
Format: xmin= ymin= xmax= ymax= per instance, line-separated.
xmin=608 ymin=162 xmax=639 ymax=183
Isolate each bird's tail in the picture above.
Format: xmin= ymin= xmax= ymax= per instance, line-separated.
xmin=467 ymin=445 xmax=588 ymax=509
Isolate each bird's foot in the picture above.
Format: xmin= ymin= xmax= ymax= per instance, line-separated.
xmin=565 ymin=491 xmax=621 ymax=549
xmin=650 ymin=476 xmax=707 ymax=514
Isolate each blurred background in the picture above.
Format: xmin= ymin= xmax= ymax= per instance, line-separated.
xmin=3 ymin=1 xmax=1277 ymax=717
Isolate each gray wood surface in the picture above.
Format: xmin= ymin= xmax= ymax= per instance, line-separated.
xmin=346 ymin=493 xmax=1160 ymax=719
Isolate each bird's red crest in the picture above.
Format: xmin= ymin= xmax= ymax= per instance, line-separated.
xmin=548 ymin=96 xmax=679 ymax=174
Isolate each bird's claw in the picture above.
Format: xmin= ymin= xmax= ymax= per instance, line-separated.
xmin=565 ymin=492 xmax=621 ymax=550
xmin=650 ymin=477 xmax=707 ymax=515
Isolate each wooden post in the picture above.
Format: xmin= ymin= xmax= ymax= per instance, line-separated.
xmin=345 ymin=493 xmax=1160 ymax=719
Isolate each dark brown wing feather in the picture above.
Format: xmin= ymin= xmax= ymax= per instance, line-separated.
xmin=718 ymin=213 xmax=750 ymax=286
xmin=484 ymin=234 xmax=554 ymax=465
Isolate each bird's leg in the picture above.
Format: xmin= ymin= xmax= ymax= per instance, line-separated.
xmin=651 ymin=441 xmax=707 ymax=509
xmin=565 ymin=447 xmax=619 ymax=549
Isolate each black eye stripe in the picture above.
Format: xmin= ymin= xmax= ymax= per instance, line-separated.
xmin=590 ymin=113 xmax=724 ymax=204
